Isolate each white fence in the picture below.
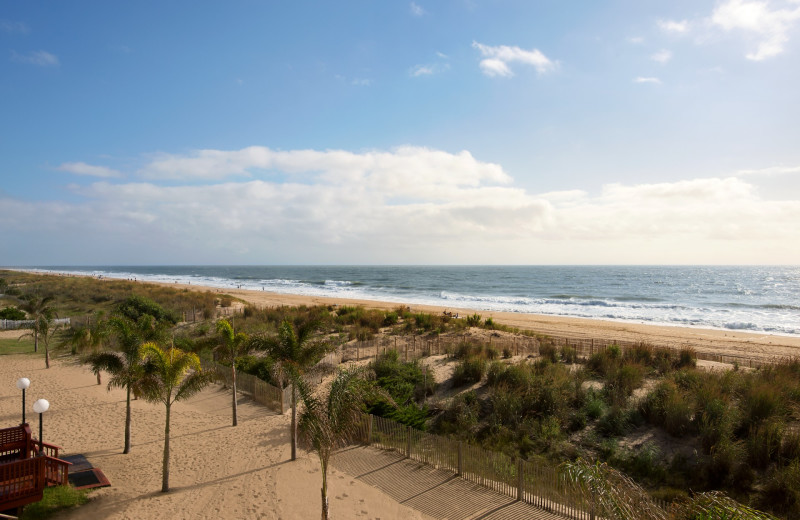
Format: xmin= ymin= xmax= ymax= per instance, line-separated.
xmin=0 ymin=318 xmax=71 ymax=330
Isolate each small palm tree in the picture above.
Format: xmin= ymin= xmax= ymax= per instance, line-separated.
xmin=22 ymin=295 xmax=56 ymax=354
xmin=60 ymin=312 xmax=110 ymax=384
xmin=138 ymin=343 xmax=211 ymax=493
xmin=297 ymin=367 xmax=387 ymax=520
xmin=251 ymin=319 xmax=333 ymax=460
xmin=85 ymin=314 xmax=166 ymax=454
xmin=215 ymin=319 xmax=249 ymax=426
xmin=20 ymin=307 xmax=59 ymax=369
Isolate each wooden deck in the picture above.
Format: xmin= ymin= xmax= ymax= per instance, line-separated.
xmin=0 ymin=425 xmax=71 ymax=514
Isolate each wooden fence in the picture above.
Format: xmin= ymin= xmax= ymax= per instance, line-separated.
xmin=201 ymin=360 xmax=291 ymax=414
xmin=0 ymin=318 xmax=71 ymax=330
xmin=359 ymin=413 xmax=669 ymax=520
xmin=338 ymin=331 xmax=776 ymax=369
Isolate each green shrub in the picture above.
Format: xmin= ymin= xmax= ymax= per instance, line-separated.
xmin=539 ymin=343 xmax=559 ymax=363
xmin=583 ymin=391 xmax=605 ymax=420
xmin=560 ymin=345 xmax=577 ymax=363
xmin=383 ymin=311 xmax=399 ymax=326
xmin=453 ymin=357 xmax=486 ymax=386
xmin=676 ymin=347 xmax=697 ymax=368
xmin=433 ymin=391 xmax=480 ymax=438
xmin=598 ymin=405 xmax=631 ymax=437
xmin=0 ymin=306 xmax=26 ymax=319
xmin=757 ymin=460 xmax=800 ymax=518
xmin=502 ymin=347 xmax=512 ymax=359
xmin=466 ymin=313 xmax=482 ymax=326
xmin=604 ymin=362 xmax=644 ymax=407
xmin=747 ymin=420 xmax=785 ymax=469
xmin=20 ymin=485 xmax=88 ymax=519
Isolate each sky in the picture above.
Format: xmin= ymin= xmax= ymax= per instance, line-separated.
xmin=1 ymin=0 xmax=800 ymax=265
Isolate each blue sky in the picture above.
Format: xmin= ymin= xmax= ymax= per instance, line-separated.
xmin=1 ymin=1 xmax=799 ymax=265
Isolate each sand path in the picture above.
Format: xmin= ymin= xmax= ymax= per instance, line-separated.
xmin=0 ymin=353 xmax=430 ymax=520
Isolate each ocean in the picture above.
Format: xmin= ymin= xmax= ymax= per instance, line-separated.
xmin=23 ymin=265 xmax=800 ymax=337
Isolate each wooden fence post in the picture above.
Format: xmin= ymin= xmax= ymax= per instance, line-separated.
xmin=457 ymin=442 xmax=463 ymax=476
xmin=406 ymin=426 xmax=412 ymax=458
xmin=517 ymin=458 xmax=524 ymax=502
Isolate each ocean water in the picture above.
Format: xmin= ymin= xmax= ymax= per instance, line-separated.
xmin=23 ymin=265 xmax=800 ymax=336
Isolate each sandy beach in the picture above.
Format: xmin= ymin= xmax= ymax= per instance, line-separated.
xmin=144 ymin=279 xmax=800 ymax=362
xmin=0 ymin=353 xmax=432 ymax=520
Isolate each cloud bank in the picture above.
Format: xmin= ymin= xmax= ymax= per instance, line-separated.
xmin=4 ymin=146 xmax=800 ymax=264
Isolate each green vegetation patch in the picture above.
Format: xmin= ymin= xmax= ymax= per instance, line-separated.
xmin=20 ymin=485 xmax=89 ymax=520
xmin=0 ymin=336 xmax=36 ymax=355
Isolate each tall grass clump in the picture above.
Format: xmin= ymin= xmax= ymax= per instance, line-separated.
xmin=367 ymin=349 xmax=433 ymax=429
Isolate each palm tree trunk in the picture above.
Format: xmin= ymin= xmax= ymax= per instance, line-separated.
xmin=162 ymin=402 xmax=171 ymax=492
xmin=34 ymin=329 xmax=38 ymax=353
xmin=96 ymin=371 xmax=102 ymax=385
xmin=231 ymin=364 xmax=238 ymax=427
xmin=321 ymin=457 xmax=329 ymax=520
xmin=45 ymin=345 xmax=50 ymax=369
xmin=291 ymin=384 xmax=297 ymax=461
xmin=124 ymin=385 xmax=132 ymax=454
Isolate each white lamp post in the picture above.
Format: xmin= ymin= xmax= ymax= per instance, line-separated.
xmin=16 ymin=377 xmax=30 ymax=425
xmin=33 ymin=398 xmax=50 ymax=456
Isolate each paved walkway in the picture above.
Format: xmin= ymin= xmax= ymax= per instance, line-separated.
xmin=332 ymin=446 xmax=564 ymax=520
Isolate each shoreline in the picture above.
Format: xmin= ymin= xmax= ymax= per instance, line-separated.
xmin=155 ymin=279 xmax=800 ymax=362
xmin=7 ymin=269 xmax=800 ymax=360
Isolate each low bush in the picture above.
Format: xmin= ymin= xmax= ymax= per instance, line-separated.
xmin=453 ymin=357 xmax=486 ymax=386
xmin=0 ymin=306 xmax=26 ymax=319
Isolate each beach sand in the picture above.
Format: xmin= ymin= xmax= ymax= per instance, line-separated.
xmin=0 ymin=353 xmax=432 ymax=520
xmin=147 ymin=280 xmax=800 ymax=362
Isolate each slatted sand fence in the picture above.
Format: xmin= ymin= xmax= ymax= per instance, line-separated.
xmin=344 ymin=330 xmax=779 ymax=370
xmin=358 ymin=413 xmax=620 ymax=520
xmin=201 ymin=360 xmax=291 ymax=414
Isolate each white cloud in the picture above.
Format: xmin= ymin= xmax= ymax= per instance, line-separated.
xmin=472 ymin=41 xmax=557 ymax=77
xmin=410 ymin=63 xmax=450 ymax=77
xmin=58 ymin=162 xmax=123 ymax=178
xmin=658 ymin=19 xmax=690 ymax=33
xmin=11 ymin=50 xmax=59 ymax=66
xmin=628 ymin=36 xmax=645 ymax=44
xmin=737 ymin=165 xmax=800 ymax=176
xmin=4 ymin=162 xmax=800 ymax=264
xmin=651 ymin=49 xmax=673 ymax=63
xmin=351 ymin=78 xmax=373 ymax=86
xmin=634 ymin=76 xmax=662 ymax=84
xmin=712 ymin=0 xmax=800 ymax=60
xmin=436 ymin=51 xmax=449 ymax=59
xmin=410 ymin=2 xmax=425 ymax=16
xmin=1 ymin=20 xmax=29 ymax=34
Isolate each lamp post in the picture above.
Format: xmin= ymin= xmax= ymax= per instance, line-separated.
xmin=33 ymin=398 xmax=50 ymax=456
xmin=16 ymin=377 xmax=30 ymax=425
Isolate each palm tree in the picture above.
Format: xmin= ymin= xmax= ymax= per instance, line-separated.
xmin=85 ymin=314 xmax=166 ymax=454
xmin=138 ymin=343 xmax=211 ymax=493
xmin=562 ymin=458 xmax=776 ymax=520
xmin=215 ymin=319 xmax=249 ymax=426
xmin=60 ymin=312 xmax=110 ymax=384
xmin=252 ymin=319 xmax=333 ymax=460
xmin=297 ymin=367 xmax=386 ymax=520
xmin=22 ymin=295 xmax=56 ymax=354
